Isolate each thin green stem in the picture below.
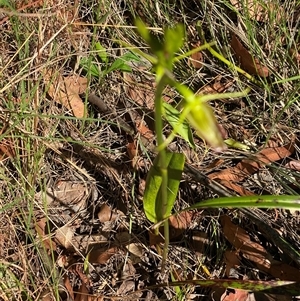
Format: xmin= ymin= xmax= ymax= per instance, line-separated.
xmin=154 ymin=67 xmax=170 ymax=270
xmin=206 ymin=44 xmax=260 ymax=84
xmin=195 ymin=22 xmax=262 ymax=86
xmin=173 ymin=41 xmax=216 ymax=63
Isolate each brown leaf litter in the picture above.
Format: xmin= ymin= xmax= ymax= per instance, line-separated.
xmin=221 ymin=215 xmax=300 ymax=281
xmin=209 ymin=140 xmax=295 ymax=195
xmin=38 ymin=178 xmax=91 ymax=213
xmin=149 ymin=211 xmax=195 ymax=245
xmin=230 ymin=33 xmax=269 ymax=77
xmin=229 ymin=0 xmax=286 ymax=23
xmin=188 ymin=41 xmax=204 ymax=69
xmin=196 ymin=75 xmax=234 ymax=95
xmin=43 ymin=70 xmax=88 ymax=118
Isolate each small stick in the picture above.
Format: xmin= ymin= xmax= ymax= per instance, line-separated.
xmin=88 ymin=93 xmax=135 ymax=136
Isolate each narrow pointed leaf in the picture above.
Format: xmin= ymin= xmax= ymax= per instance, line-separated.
xmin=164 ymin=24 xmax=184 ymax=55
xmin=135 ymin=18 xmax=163 ymax=54
xmin=187 ymin=195 xmax=300 ymax=210
xmin=147 ymin=279 xmax=300 ymax=296
xmin=224 ymin=138 xmax=250 ymax=150
xmin=163 ymin=102 xmax=195 ymax=148
xmin=95 ymin=42 xmax=107 ymax=63
xmin=80 ymin=57 xmax=101 ymax=77
xmin=105 ymin=52 xmax=140 ymax=75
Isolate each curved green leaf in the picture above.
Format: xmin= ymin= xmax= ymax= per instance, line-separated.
xmin=95 ymin=42 xmax=107 ymax=63
xmin=143 ymin=152 xmax=185 ymax=223
xmin=163 ymin=102 xmax=195 ymax=148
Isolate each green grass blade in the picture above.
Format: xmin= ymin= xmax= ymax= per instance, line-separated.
xmin=147 ymin=279 xmax=300 ymax=296
xmin=105 ymin=52 xmax=140 ymax=74
xmin=188 ymin=195 xmax=300 ymax=210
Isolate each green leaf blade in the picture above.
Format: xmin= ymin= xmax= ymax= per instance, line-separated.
xmin=163 ymin=152 xmax=185 ymax=218
xmin=79 ymin=57 xmax=102 ymax=78
xmin=105 ymin=52 xmax=140 ymax=75
xmin=188 ymin=195 xmax=300 ymax=210
xmin=135 ymin=18 xmax=163 ymax=54
xmin=95 ymin=42 xmax=108 ymax=63
xmin=143 ymin=153 xmax=185 ymax=223
xmin=163 ymin=102 xmax=195 ymax=148
xmin=164 ymin=24 xmax=184 ymax=56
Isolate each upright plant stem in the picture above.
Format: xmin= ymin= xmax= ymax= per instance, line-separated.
xmin=154 ymin=68 xmax=169 ymax=270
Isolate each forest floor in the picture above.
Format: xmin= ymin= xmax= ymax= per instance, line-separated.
xmin=0 ymin=0 xmax=300 ymax=300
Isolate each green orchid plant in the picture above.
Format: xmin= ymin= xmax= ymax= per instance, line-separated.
xmin=130 ymin=19 xmax=249 ymax=268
